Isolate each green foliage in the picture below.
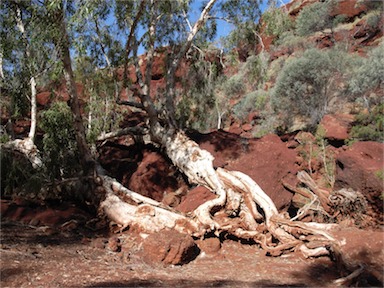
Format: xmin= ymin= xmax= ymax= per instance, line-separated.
xmin=232 ymin=89 xmax=267 ymax=122
xmin=73 ymin=56 xmax=123 ymax=143
xmin=176 ymin=55 xmax=220 ymax=131
xmin=39 ymin=102 xmax=81 ymax=180
xmin=349 ymin=104 xmax=384 ymax=142
xmin=222 ymin=74 xmax=246 ymax=97
xmin=274 ymin=31 xmax=312 ymax=52
xmin=272 ymin=48 xmax=352 ymax=129
xmin=1 ymin=0 xmax=62 ymax=122
xmin=295 ymin=0 xmax=333 ymax=36
xmin=241 ymin=52 xmax=269 ymax=87
xmin=252 ymin=113 xmax=278 ymax=137
xmin=347 ymin=43 xmax=384 ymax=102
xmin=262 ymin=3 xmax=294 ymax=39
xmin=366 ymin=11 xmax=381 ymax=29
xmin=219 ymin=0 xmax=262 ymax=51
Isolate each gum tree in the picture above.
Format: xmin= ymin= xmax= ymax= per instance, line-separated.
xmin=1 ymin=0 xmax=58 ymax=167
xmin=8 ymin=0 xmax=342 ymax=260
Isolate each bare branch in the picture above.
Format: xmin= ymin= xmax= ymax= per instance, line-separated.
xmin=122 ymin=0 xmax=147 ymax=90
xmin=116 ymin=99 xmax=145 ymax=110
xmin=182 ymin=9 xmax=193 ymax=31
xmin=97 ymin=127 xmax=150 ymax=142
xmin=171 ymin=0 xmax=217 ymax=73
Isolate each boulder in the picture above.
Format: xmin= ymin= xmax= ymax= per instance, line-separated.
xmin=141 ymin=229 xmax=199 ymax=265
xmin=319 ymin=114 xmax=354 ymax=145
xmin=176 ymin=186 xmax=216 ymax=213
xmin=331 ymin=0 xmax=367 ymax=19
xmin=335 ymin=141 xmax=383 ymax=215
xmin=36 ymin=91 xmax=51 ymax=106
xmin=196 ymin=237 xmax=221 ymax=255
xmin=227 ymin=134 xmax=298 ymax=211
xmin=128 ymin=150 xmax=181 ymax=202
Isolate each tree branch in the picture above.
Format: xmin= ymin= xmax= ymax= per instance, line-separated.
xmin=122 ymin=0 xmax=147 ymax=90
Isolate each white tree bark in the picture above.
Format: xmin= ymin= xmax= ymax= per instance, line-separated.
xmin=15 ymin=6 xmax=37 ymax=142
xmin=0 ymin=49 xmax=4 ymax=79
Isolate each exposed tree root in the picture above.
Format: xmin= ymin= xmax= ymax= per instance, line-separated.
xmin=99 ymin=130 xmax=340 ymax=259
xmin=285 ymin=171 xmax=370 ymax=226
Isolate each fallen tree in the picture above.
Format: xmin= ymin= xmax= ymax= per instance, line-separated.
xmin=94 ymin=0 xmax=339 ymax=259
xmin=3 ymin=0 xmax=346 ymax=262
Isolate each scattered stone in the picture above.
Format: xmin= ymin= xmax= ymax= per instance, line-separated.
xmin=196 ymin=237 xmax=221 ymax=255
xmin=107 ymin=237 xmax=121 ymax=252
xmin=319 ymin=114 xmax=354 ymax=144
xmin=141 ymin=229 xmax=200 ymax=265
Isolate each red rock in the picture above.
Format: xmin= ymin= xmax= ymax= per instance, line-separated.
xmin=247 ymin=111 xmax=259 ymax=123
xmin=319 ymin=114 xmax=354 ymax=142
xmin=107 ymin=237 xmax=121 ymax=252
xmin=176 ymin=186 xmax=216 ymax=213
xmin=228 ymin=123 xmax=243 ymax=135
xmin=14 ymin=119 xmax=31 ymax=135
xmin=141 ymin=229 xmax=199 ymax=265
xmin=128 ymin=150 xmax=182 ymax=201
xmin=242 ymin=123 xmax=252 ymax=132
xmin=196 ymin=237 xmax=221 ymax=254
xmin=331 ymin=0 xmax=366 ymax=18
xmin=226 ymin=134 xmax=298 ymax=210
xmin=335 ymin=141 xmax=383 ymax=215
xmin=287 ymin=0 xmax=317 ymax=17
xmin=36 ymin=91 xmax=51 ymax=106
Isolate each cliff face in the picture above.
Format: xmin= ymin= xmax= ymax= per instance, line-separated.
xmin=258 ymin=0 xmax=383 ymax=56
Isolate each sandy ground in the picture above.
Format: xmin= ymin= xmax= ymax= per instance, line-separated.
xmin=1 ymin=218 xmax=382 ymax=288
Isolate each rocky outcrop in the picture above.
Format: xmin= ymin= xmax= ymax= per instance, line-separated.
xmin=335 ymin=141 xmax=383 ymax=215
xmin=319 ymin=114 xmax=355 ymax=146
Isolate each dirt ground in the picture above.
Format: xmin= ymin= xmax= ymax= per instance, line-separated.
xmin=1 ymin=206 xmax=383 ymax=288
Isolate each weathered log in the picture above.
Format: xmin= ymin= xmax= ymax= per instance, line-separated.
xmin=2 ymin=138 xmax=42 ymax=168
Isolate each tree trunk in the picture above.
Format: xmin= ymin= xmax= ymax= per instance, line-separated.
xmin=41 ymin=0 xmax=341 ymax=262
xmin=54 ymin=5 xmax=94 ymax=174
xmin=0 ymin=49 xmax=4 ymax=80
xmin=14 ymin=5 xmax=37 ymax=142
xmin=2 ymin=4 xmax=41 ymax=168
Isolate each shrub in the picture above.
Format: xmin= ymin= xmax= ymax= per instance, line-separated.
xmin=222 ymin=74 xmax=245 ymax=97
xmin=295 ymin=0 xmax=333 ymax=36
xmin=1 ymin=148 xmax=44 ymax=198
xmin=347 ymin=43 xmax=384 ymax=103
xmin=272 ymin=48 xmax=351 ymax=129
xmin=274 ymin=31 xmax=311 ymax=51
xmin=262 ymin=4 xmax=294 ymax=39
xmin=242 ymin=53 xmax=269 ymax=87
xmin=232 ymin=90 xmax=267 ymax=122
xmin=349 ymin=104 xmax=384 ymax=142
xmin=39 ymin=102 xmax=81 ymax=180
xmin=176 ymin=58 xmax=221 ymax=131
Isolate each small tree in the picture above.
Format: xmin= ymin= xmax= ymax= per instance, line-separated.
xmin=295 ymin=0 xmax=333 ymax=36
xmin=272 ymin=48 xmax=351 ymax=129
xmin=262 ymin=0 xmax=294 ymax=40
xmin=347 ymin=43 xmax=384 ymax=108
xmin=40 ymin=102 xmax=81 ymax=180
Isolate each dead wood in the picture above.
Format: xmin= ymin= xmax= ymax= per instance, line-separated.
xmin=2 ymin=138 xmax=42 ymax=168
xmin=98 ymin=130 xmax=340 ymax=259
